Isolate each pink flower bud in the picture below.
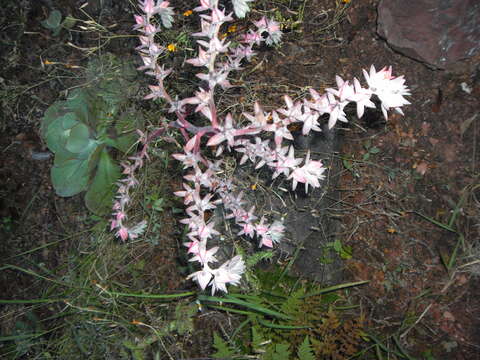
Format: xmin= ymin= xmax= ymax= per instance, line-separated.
xmin=110 ymin=220 xmax=118 ymax=231
xmin=134 ymin=15 xmax=144 ymax=25
xmin=116 ymin=212 xmax=126 ymax=221
xmin=118 ymin=227 xmax=129 ymax=241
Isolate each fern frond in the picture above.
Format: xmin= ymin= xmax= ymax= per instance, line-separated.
xmin=212 ymin=332 xmax=236 ymax=359
xmin=252 ymin=326 xmax=264 ymax=348
xmin=297 ymin=336 xmax=315 ymax=360
xmin=280 ymin=287 xmax=304 ymax=317
xmin=246 ymin=251 xmax=273 ymax=268
xmin=264 ymin=343 xmax=291 ymax=360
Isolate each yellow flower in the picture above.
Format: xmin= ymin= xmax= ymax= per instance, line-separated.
xmin=343 ymin=0 xmax=351 ymax=3
xmin=250 ymin=183 xmax=257 ymax=190
xmin=227 ymin=24 xmax=237 ymax=33
xmin=44 ymin=59 xmax=55 ymax=65
xmin=167 ymin=43 xmax=177 ymax=52
xmin=183 ymin=10 xmax=193 ymax=16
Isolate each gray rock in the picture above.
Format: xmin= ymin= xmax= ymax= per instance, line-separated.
xmin=377 ymin=0 xmax=480 ymax=69
xmin=209 ymin=121 xmax=344 ymax=284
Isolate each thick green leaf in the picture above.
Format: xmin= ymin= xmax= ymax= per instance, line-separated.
xmin=41 ymin=101 xmax=67 ymax=137
xmin=51 ymin=142 xmax=100 ymax=197
xmin=84 ymin=149 xmax=120 ymax=214
xmin=45 ymin=113 xmax=79 ymax=154
xmin=65 ymin=123 xmax=92 ymax=153
xmin=107 ymin=133 xmax=137 ymax=153
xmin=104 ymin=109 xmax=142 ymax=153
xmin=65 ymin=88 xmax=96 ymax=126
xmin=51 ymin=158 xmax=91 ymax=197
xmin=86 ymin=54 xmax=139 ymax=111
xmin=62 ymin=114 xmax=78 ymax=130
xmin=41 ymin=10 xmax=62 ymax=30
xmin=53 ymin=140 xmax=99 ymax=167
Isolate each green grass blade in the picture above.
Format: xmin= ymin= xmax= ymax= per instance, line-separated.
xmin=206 ymin=304 xmax=257 ymax=316
xmin=231 ymin=318 xmax=250 ymax=341
xmin=393 ymin=335 xmax=416 ymax=360
xmin=333 ymin=304 xmax=360 ymax=310
xmin=414 ymin=212 xmax=456 ymax=233
xmin=274 ymin=245 xmax=302 ymax=289
xmin=0 ymin=333 xmax=45 ymax=342
xmin=106 ymin=290 xmax=195 ymax=299
xmin=227 ymin=292 xmax=264 ymax=302
xmin=198 ymin=294 xmax=292 ymax=320
xmin=300 ymin=280 xmax=369 ymax=298
xmin=0 ymin=264 xmax=75 ymax=288
xmin=0 ymin=298 xmax=64 ymax=304
xmin=368 ymin=334 xmax=408 ymax=359
xmin=448 ymin=190 xmax=469 ymax=228
xmin=447 ymin=234 xmax=464 ymax=270
xmin=258 ymin=318 xmax=309 ymax=330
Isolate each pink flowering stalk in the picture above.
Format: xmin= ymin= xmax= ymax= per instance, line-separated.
xmin=120 ymin=0 xmax=411 ymax=294
xmin=111 ymin=130 xmax=149 ymax=241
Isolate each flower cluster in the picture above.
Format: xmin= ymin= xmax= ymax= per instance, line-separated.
xmin=120 ymin=0 xmax=411 ymax=294
xmin=111 ymin=130 xmax=149 ymax=241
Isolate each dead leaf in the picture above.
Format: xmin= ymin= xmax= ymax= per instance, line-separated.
xmin=456 ymin=274 xmax=468 ymax=285
xmin=460 ymin=113 xmax=478 ymax=136
xmin=414 ymin=161 xmax=429 ymax=175
xmin=443 ymin=311 xmax=455 ymax=322
xmin=443 ymin=144 xmax=457 ymax=162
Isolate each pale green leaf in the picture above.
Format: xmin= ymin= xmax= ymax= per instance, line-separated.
xmin=45 ymin=113 xmax=78 ymax=154
xmin=41 ymin=10 xmax=62 ymax=30
xmin=65 ymin=123 xmax=92 ymax=153
xmin=84 ymin=149 xmax=120 ymax=214
xmin=51 ymin=158 xmax=90 ymax=197
xmin=41 ymin=101 xmax=67 ymax=137
xmin=65 ymin=88 xmax=96 ymax=126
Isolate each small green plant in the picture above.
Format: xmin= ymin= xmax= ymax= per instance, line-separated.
xmin=362 ymin=139 xmax=381 ymax=161
xmin=0 ymin=216 xmax=13 ymax=232
xmin=202 ymin=265 xmax=369 ymax=359
xmin=41 ymin=54 xmax=142 ymax=214
xmin=342 ymin=156 xmax=360 ymax=178
xmin=320 ymin=239 xmax=353 ymax=264
xmin=41 ymin=9 xmax=76 ymax=36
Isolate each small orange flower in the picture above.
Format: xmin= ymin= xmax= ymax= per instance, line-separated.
xmin=44 ymin=59 xmax=55 ymax=65
xmin=343 ymin=0 xmax=351 ymax=3
xmin=183 ymin=10 xmax=193 ymax=16
xmin=227 ymin=24 xmax=237 ymax=33
xmin=387 ymin=228 xmax=396 ymax=234
xmin=167 ymin=43 xmax=177 ymax=52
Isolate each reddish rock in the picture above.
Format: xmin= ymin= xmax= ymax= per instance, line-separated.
xmin=377 ymin=0 xmax=480 ymax=69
